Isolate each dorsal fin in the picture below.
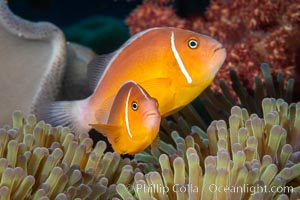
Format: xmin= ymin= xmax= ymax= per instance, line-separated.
xmin=87 ymin=51 xmax=116 ymax=91
xmin=87 ymin=27 xmax=161 ymax=92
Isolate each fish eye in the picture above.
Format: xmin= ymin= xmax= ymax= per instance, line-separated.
xmin=131 ymin=101 xmax=138 ymax=111
xmin=188 ymin=39 xmax=198 ymax=49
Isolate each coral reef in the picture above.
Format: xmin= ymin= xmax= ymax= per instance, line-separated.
xmin=126 ymin=0 xmax=300 ymax=93
xmin=0 ymin=111 xmax=140 ymax=199
xmin=129 ymin=98 xmax=300 ymax=199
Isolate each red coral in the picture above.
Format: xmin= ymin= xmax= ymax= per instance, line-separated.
xmin=126 ymin=0 xmax=300 ymax=93
xmin=285 ymin=0 xmax=300 ymax=24
xmin=126 ymin=2 xmax=186 ymax=34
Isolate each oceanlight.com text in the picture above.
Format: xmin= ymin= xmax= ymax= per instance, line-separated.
xmin=208 ymin=183 xmax=294 ymax=195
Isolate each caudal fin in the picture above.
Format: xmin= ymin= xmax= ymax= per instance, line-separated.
xmin=36 ymin=100 xmax=90 ymax=134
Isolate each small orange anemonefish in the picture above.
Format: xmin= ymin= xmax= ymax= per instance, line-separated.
xmin=89 ymin=80 xmax=161 ymax=154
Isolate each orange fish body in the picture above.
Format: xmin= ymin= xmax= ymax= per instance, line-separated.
xmin=40 ymin=27 xmax=226 ymax=145
xmin=86 ymin=27 xmax=226 ymax=125
xmin=90 ymin=81 xmax=161 ymax=154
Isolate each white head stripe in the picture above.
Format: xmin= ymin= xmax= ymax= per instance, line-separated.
xmin=125 ymin=87 xmax=133 ymax=138
xmin=136 ymin=84 xmax=150 ymax=100
xmin=170 ymin=32 xmax=193 ymax=84
xmin=122 ymin=80 xmax=149 ymax=100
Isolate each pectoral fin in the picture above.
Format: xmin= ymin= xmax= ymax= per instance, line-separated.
xmin=94 ymin=95 xmax=116 ymax=123
xmin=89 ymin=123 xmax=121 ymax=142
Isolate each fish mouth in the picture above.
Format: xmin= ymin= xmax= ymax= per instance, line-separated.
xmin=212 ymin=45 xmax=226 ymax=68
xmin=202 ymin=45 xmax=226 ymax=80
xmin=143 ymin=111 xmax=161 ymax=120
xmin=213 ymin=45 xmax=225 ymax=53
xmin=142 ymin=111 xmax=161 ymax=130
xmin=146 ymin=112 xmax=160 ymax=117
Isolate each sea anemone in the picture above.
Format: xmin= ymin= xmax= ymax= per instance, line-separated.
xmin=1 ymin=72 xmax=299 ymax=199
xmin=117 ymin=55 xmax=299 ymax=200
xmin=1 ymin=101 xmax=299 ymax=199
xmin=122 ymin=98 xmax=300 ymax=199
xmin=0 ymin=0 xmax=66 ymax=125
xmin=0 ymin=111 xmax=140 ymax=199
xmin=0 ymin=0 xmax=97 ymax=124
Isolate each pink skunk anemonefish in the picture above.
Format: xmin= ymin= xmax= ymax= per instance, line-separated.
xmin=90 ymin=80 xmax=161 ymax=154
xmin=39 ymin=27 xmax=226 ymax=153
